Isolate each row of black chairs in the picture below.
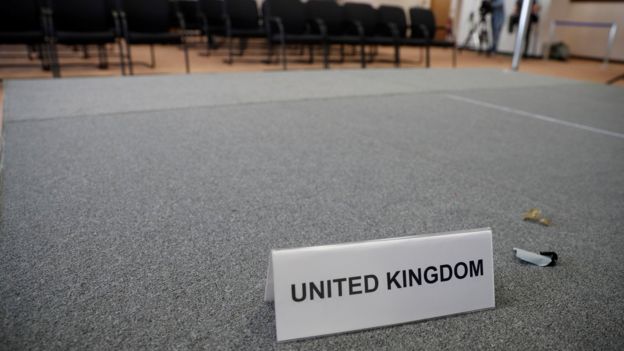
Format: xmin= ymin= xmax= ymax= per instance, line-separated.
xmin=1 ymin=0 xmax=189 ymax=77
xmin=179 ymin=0 xmax=456 ymax=69
xmin=0 ymin=0 xmax=456 ymax=76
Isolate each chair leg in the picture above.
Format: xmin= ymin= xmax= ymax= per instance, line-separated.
xmin=117 ymin=39 xmax=126 ymax=76
xmin=39 ymin=44 xmax=50 ymax=71
xmin=308 ymin=44 xmax=314 ymax=64
xmin=97 ymin=45 xmax=108 ymax=69
xmin=606 ymin=73 xmax=624 ymax=85
xmin=183 ymin=41 xmax=190 ymax=74
xmin=204 ymin=32 xmax=212 ymax=56
xmin=339 ymin=44 xmax=345 ymax=63
xmin=264 ymin=41 xmax=274 ymax=64
xmin=127 ymin=42 xmax=134 ymax=75
xmin=281 ymin=35 xmax=287 ymax=70
xmin=51 ymin=41 xmax=61 ymax=78
xmin=208 ymin=33 xmax=216 ymax=49
xmin=452 ymin=46 xmax=457 ymax=68
xmin=323 ymin=42 xmax=329 ymax=69
xmin=425 ymin=46 xmax=430 ymax=68
xmin=394 ymin=44 xmax=400 ymax=67
xmin=149 ymin=44 xmax=156 ymax=68
xmin=82 ymin=45 xmax=90 ymax=59
xmin=360 ymin=43 xmax=366 ymax=68
xmin=227 ymin=35 xmax=233 ymax=64
xmin=238 ymin=38 xmax=247 ymax=55
xmin=27 ymin=45 xmax=35 ymax=60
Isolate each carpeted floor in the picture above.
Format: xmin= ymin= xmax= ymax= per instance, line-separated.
xmin=1 ymin=68 xmax=623 ymax=350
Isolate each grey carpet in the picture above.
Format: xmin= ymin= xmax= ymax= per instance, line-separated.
xmin=1 ymin=68 xmax=623 ymax=350
xmin=4 ymin=68 xmax=579 ymax=122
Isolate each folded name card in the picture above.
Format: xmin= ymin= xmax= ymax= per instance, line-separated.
xmin=264 ymin=228 xmax=495 ymax=341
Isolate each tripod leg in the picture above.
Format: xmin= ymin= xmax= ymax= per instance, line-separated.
xmin=461 ymin=25 xmax=477 ymax=51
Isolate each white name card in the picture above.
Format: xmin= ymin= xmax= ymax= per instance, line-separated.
xmin=264 ymin=228 xmax=495 ymax=342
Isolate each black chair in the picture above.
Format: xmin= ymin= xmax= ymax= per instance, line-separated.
xmin=47 ymin=0 xmax=124 ymax=77
xmin=198 ymin=0 xmax=227 ymax=50
xmin=264 ymin=0 xmax=327 ymax=70
xmin=175 ymin=0 xmax=204 ymax=32
xmin=305 ymin=0 xmax=343 ymax=38
xmin=0 ymin=0 xmax=53 ymax=72
xmin=377 ymin=5 xmax=430 ymax=67
xmin=409 ymin=7 xmax=456 ymax=67
xmin=344 ymin=3 xmax=401 ymax=68
xmin=366 ymin=5 xmax=407 ymax=67
xmin=222 ymin=0 xmax=266 ymax=64
xmin=377 ymin=6 xmax=407 ymax=39
xmin=305 ymin=0 xmax=351 ymax=64
xmin=118 ymin=0 xmax=190 ymax=74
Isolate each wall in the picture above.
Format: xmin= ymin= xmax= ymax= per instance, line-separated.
xmin=549 ymin=1 xmax=624 ymax=60
xmin=456 ymin=0 xmax=623 ymax=60
xmin=456 ymin=0 xmax=553 ymax=56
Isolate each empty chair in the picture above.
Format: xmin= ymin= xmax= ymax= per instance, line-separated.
xmin=264 ymin=0 xmax=327 ymax=70
xmin=174 ymin=0 xmax=204 ymax=32
xmin=0 ymin=0 xmax=52 ymax=72
xmin=118 ymin=0 xmax=190 ymax=74
xmin=344 ymin=3 xmax=397 ymax=68
xmin=198 ymin=0 xmax=227 ymax=50
xmin=409 ymin=7 xmax=456 ymax=67
xmin=339 ymin=3 xmax=374 ymax=67
xmin=377 ymin=5 xmax=429 ymax=67
xmin=305 ymin=0 xmax=352 ymax=64
xmin=367 ymin=5 xmax=405 ymax=67
xmin=376 ymin=5 xmax=407 ymax=38
xmin=222 ymin=0 xmax=266 ymax=63
xmin=48 ymin=0 xmax=124 ymax=77
xmin=305 ymin=0 xmax=343 ymax=38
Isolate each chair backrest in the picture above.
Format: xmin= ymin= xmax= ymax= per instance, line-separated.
xmin=50 ymin=0 xmax=113 ymax=32
xmin=264 ymin=0 xmax=307 ymax=35
xmin=121 ymin=0 xmax=172 ymax=33
xmin=224 ymin=0 xmax=260 ymax=29
xmin=305 ymin=0 xmax=343 ymax=36
xmin=0 ymin=0 xmax=43 ymax=32
xmin=377 ymin=5 xmax=406 ymax=37
xmin=409 ymin=7 xmax=435 ymax=39
xmin=343 ymin=2 xmax=377 ymax=36
xmin=199 ymin=0 xmax=226 ymax=27
xmin=175 ymin=0 xmax=202 ymax=30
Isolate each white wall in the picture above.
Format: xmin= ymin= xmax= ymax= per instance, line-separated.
xmin=456 ymin=0 xmax=552 ymax=56
xmin=456 ymin=0 xmax=623 ymax=60
xmin=548 ymin=1 xmax=624 ymax=60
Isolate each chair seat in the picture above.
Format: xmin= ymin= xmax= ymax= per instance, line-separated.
xmin=127 ymin=31 xmax=183 ymax=44
xmin=429 ymin=39 xmax=455 ymax=47
xmin=327 ymin=35 xmax=364 ymax=44
xmin=202 ymin=26 xmax=226 ymax=36
xmin=366 ymin=36 xmax=401 ymax=45
xmin=230 ymin=28 xmax=265 ymax=38
xmin=0 ymin=31 xmax=43 ymax=44
xmin=56 ymin=30 xmax=116 ymax=44
xmin=401 ymin=37 xmax=428 ymax=46
xmin=269 ymin=33 xmax=323 ymax=44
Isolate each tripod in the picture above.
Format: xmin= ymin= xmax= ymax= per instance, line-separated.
xmin=460 ymin=12 xmax=490 ymax=53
